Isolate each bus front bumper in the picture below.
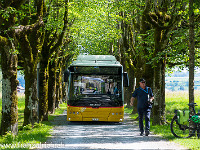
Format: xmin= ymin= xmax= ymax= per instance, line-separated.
xmin=67 ymin=106 xmax=124 ymax=122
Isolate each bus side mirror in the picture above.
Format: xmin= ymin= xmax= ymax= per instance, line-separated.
xmin=64 ymin=69 xmax=70 ymax=82
xmin=123 ymin=72 xmax=129 ymax=87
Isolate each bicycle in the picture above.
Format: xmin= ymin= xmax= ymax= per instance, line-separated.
xmin=170 ymin=103 xmax=200 ymax=138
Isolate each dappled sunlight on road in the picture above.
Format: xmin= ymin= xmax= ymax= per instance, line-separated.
xmin=33 ymin=113 xmax=187 ymax=150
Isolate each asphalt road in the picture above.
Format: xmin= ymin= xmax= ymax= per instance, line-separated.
xmin=34 ymin=111 xmax=187 ymax=150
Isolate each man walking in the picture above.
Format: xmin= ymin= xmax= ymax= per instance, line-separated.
xmin=130 ymin=78 xmax=154 ymax=136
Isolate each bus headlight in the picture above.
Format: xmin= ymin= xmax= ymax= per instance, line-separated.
xmin=112 ymin=113 xmax=115 ymax=115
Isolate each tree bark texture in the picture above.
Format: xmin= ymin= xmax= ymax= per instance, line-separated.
xmin=23 ymin=65 xmax=38 ymax=126
xmin=189 ymin=0 xmax=195 ymax=105
xmin=161 ymin=57 xmax=166 ymax=123
xmin=17 ymin=25 xmax=43 ymax=126
xmin=39 ymin=59 xmax=49 ymax=121
xmin=0 ymin=0 xmax=22 ymax=135
xmin=56 ymin=61 xmax=63 ymax=108
xmin=152 ymin=28 xmax=165 ymax=125
xmin=1 ymin=46 xmax=18 ymax=135
xmin=48 ymin=61 xmax=56 ymax=114
xmin=152 ymin=62 xmax=162 ymax=125
xmin=188 ymin=0 xmax=195 ymax=133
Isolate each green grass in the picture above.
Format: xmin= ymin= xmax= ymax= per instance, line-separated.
xmin=48 ymin=102 xmax=67 ymax=121
xmin=0 ymin=95 xmax=67 ymax=149
xmin=125 ymin=91 xmax=200 ymax=150
xmin=0 ymin=123 xmax=52 ymax=149
xmin=54 ymin=102 xmax=67 ymax=115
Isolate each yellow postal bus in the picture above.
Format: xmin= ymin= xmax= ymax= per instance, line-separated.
xmin=64 ymin=55 xmax=129 ymax=122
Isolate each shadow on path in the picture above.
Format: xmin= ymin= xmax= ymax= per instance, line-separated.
xmin=33 ymin=111 xmax=188 ymax=150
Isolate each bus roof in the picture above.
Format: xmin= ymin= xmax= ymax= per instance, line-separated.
xmin=70 ymin=55 xmax=122 ymax=67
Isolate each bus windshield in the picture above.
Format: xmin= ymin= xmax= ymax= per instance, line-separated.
xmin=68 ymin=74 xmax=123 ymax=107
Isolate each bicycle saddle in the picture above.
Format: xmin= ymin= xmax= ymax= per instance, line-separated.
xmin=188 ymin=103 xmax=198 ymax=107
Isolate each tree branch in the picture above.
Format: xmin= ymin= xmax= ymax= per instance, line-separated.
xmin=0 ymin=35 xmax=8 ymax=45
xmin=15 ymin=17 xmax=44 ymax=35
xmin=11 ymin=0 xmax=27 ymax=9
xmin=0 ymin=35 xmax=9 ymax=53
xmin=50 ymin=0 xmax=69 ymax=54
xmin=47 ymin=30 xmax=58 ymax=50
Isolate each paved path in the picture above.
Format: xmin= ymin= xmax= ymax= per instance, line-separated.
xmin=34 ymin=111 xmax=188 ymax=150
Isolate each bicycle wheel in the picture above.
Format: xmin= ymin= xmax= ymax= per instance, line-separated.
xmin=170 ymin=115 xmax=193 ymax=138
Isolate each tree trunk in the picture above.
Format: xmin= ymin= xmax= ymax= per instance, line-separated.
xmin=188 ymin=0 xmax=195 ymax=135
xmin=143 ymin=64 xmax=154 ymax=89
xmin=17 ymin=32 xmax=41 ymax=126
xmin=152 ymin=28 xmax=163 ymax=125
xmin=152 ymin=61 xmax=162 ymax=125
xmin=55 ymin=55 xmax=65 ymax=108
xmin=161 ymin=57 xmax=166 ymax=124
xmin=55 ymin=72 xmax=59 ymax=108
xmin=48 ymin=61 xmax=56 ymax=114
xmin=1 ymin=46 xmax=18 ymax=135
xmin=0 ymin=0 xmax=25 ymax=136
xmin=62 ymin=82 xmax=67 ymax=103
xmin=23 ymin=62 xmax=38 ymax=126
xmin=189 ymin=1 xmax=195 ymax=136
xmin=39 ymin=59 xmax=49 ymax=121
xmin=152 ymin=54 xmax=166 ymax=125
xmin=58 ymin=65 xmax=63 ymax=104
xmin=189 ymin=0 xmax=195 ymax=105
xmin=126 ymin=67 xmax=135 ymax=107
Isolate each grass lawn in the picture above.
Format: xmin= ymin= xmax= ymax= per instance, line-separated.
xmin=0 ymin=95 xmax=67 ymax=149
xmin=125 ymin=91 xmax=200 ymax=150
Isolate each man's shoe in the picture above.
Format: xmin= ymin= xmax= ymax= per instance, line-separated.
xmin=145 ymin=131 xmax=149 ymax=136
xmin=140 ymin=132 xmax=144 ymax=136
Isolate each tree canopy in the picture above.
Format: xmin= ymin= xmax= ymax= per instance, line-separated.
xmin=1 ymin=0 xmax=200 ymax=135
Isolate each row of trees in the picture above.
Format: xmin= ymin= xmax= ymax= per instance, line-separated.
xmin=70 ymin=0 xmax=200 ymax=125
xmin=0 ymin=0 xmax=200 ymax=136
xmin=0 ymin=0 xmax=75 ymax=135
